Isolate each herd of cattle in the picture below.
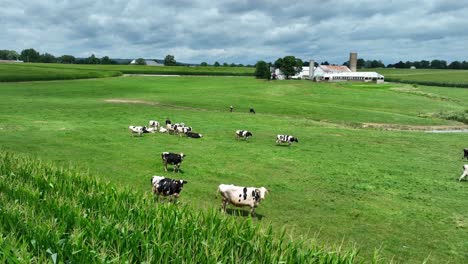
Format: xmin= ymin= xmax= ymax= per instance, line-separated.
xmin=129 ymin=119 xmax=203 ymax=138
xmin=128 ymin=118 xmax=299 ymax=216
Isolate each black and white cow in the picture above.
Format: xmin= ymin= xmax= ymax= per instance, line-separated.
xmin=161 ymin=152 xmax=186 ymax=173
xmin=276 ymin=134 xmax=299 ymax=145
xmin=151 ymin=176 xmax=188 ymax=201
xmin=149 ymin=120 xmax=160 ymax=129
xmin=249 ymin=108 xmax=256 ymax=114
xmin=459 ymin=165 xmax=468 ymax=182
xmin=129 ymin=126 xmax=144 ymax=137
xmin=166 ymin=124 xmax=178 ymax=135
xmin=235 ymin=130 xmax=253 ymax=140
xmin=177 ymin=125 xmax=192 ymax=135
xmin=218 ymin=184 xmax=269 ymax=216
xmin=463 ymin=148 xmax=468 ymax=160
xmin=186 ymin=131 xmax=203 ymax=138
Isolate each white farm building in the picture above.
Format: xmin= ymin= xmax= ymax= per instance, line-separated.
xmin=130 ymin=59 xmax=163 ymax=66
xmin=273 ymin=53 xmax=385 ymax=83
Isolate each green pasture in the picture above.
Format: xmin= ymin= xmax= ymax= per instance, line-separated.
xmin=0 ymin=63 xmax=254 ymax=82
xmin=374 ymin=68 xmax=468 ymax=87
xmin=0 ymin=76 xmax=467 ymax=263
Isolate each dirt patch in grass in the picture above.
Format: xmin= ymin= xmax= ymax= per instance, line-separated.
xmin=104 ymin=98 xmax=209 ymax=111
xmin=390 ymin=86 xmax=458 ymax=102
xmin=361 ymin=122 xmax=468 ymax=131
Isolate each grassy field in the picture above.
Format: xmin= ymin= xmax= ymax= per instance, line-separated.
xmin=0 ymin=75 xmax=468 ymax=263
xmin=0 ymin=63 xmax=122 ymax=82
xmin=374 ymin=68 xmax=468 ymax=87
xmin=0 ymin=63 xmax=254 ymax=82
xmin=0 ymin=152 xmax=357 ymax=263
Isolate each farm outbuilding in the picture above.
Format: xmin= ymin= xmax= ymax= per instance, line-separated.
xmin=130 ymin=59 xmax=163 ymax=66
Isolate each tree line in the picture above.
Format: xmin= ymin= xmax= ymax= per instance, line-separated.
xmin=0 ymin=48 xmax=117 ymax=64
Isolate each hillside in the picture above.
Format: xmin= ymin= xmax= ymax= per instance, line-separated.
xmin=0 ymin=152 xmax=357 ymax=263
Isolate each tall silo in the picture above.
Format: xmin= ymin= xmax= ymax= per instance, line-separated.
xmin=309 ymin=60 xmax=315 ymax=80
xmin=349 ymin=52 xmax=357 ymax=72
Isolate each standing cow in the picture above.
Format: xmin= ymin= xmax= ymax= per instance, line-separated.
xmin=235 ymin=130 xmax=253 ymax=140
xmin=276 ymin=134 xmax=299 ymax=145
xmin=459 ymin=165 xmax=468 ymax=181
xmin=151 ymin=176 xmax=188 ymax=202
xmin=218 ymin=184 xmax=268 ymax=216
xmin=161 ymin=152 xmax=186 ymax=173
xmin=149 ymin=120 xmax=160 ymax=129
xmin=129 ymin=126 xmax=144 ymax=137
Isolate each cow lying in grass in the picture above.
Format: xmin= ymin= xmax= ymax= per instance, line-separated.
xmin=235 ymin=130 xmax=252 ymax=140
xmin=186 ymin=131 xmax=203 ymax=138
xmin=161 ymin=152 xmax=186 ymax=173
xmin=218 ymin=184 xmax=268 ymax=216
xmin=151 ymin=176 xmax=188 ymax=202
xmin=276 ymin=134 xmax=299 ymax=145
xmin=129 ymin=126 xmax=144 ymax=137
xmin=149 ymin=120 xmax=160 ymax=129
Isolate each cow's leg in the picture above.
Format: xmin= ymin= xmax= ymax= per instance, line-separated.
xmin=221 ymin=199 xmax=228 ymax=213
xmin=459 ymin=170 xmax=468 ymax=181
xmin=250 ymin=207 xmax=256 ymax=217
xmin=163 ymin=161 xmax=168 ymax=172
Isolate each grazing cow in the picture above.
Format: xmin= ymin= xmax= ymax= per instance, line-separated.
xmin=235 ymin=130 xmax=253 ymax=140
xmin=249 ymin=108 xmax=256 ymax=114
xmin=165 ymin=118 xmax=171 ymax=125
xmin=146 ymin=127 xmax=157 ymax=133
xmin=218 ymin=184 xmax=269 ymax=216
xmin=129 ymin=126 xmax=144 ymax=137
xmin=276 ymin=134 xmax=299 ymax=145
xmin=463 ymin=148 xmax=468 ymax=160
xmin=151 ymin=176 xmax=188 ymax=201
xmin=186 ymin=131 xmax=203 ymax=138
xmin=161 ymin=152 xmax=186 ymax=173
xmin=459 ymin=165 xmax=468 ymax=181
xmin=149 ymin=120 xmax=160 ymax=129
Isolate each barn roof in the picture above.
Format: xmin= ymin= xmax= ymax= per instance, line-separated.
xmin=319 ymin=65 xmax=351 ymax=73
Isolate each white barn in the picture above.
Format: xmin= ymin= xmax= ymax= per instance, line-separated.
xmin=130 ymin=59 xmax=163 ymax=66
xmin=274 ymin=64 xmax=384 ymax=83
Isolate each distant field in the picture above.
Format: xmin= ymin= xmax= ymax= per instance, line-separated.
xmin=0 ymin=63 xmax=254 ymax=82
xmin=1 ymin=76 xmax=467 ymax=263
xmin=0 ymin=63 xmax=122 ymax=82
xmin=374 ymin=68 xmax=468 ymax=87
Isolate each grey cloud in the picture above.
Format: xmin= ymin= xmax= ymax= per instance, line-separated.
xmin=0 ymin=0 xmax=467 ymax=64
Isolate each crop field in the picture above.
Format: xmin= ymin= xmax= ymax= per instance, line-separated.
xmin=0 ymin=63 xmax=122 ymax=82
xmin=1 ymin=74 xmax=468 ymax=262
xmin=0 ymin=63 xmax=254 ymax=82
xmin=374 ymin=68 xmax=468 ymax=87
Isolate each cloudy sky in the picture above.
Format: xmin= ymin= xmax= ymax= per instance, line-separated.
xmin=1 ymin=0 xmax=467 ymax=64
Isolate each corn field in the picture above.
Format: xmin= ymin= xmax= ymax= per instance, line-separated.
xmin=0 ymin=152 xmax=359 ymax=263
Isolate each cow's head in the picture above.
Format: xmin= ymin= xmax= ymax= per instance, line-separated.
xmin=180 ymin=153 xmax=186 ymax=160
xmin=294 ymin=137 xmax=298 ymax=143
xmin=246 ymin=132 xmax=252 ymax=138
xmin=257 ymin=187 xmax=269 ymax=200
xmin=171 ymin=179 xmax=188 ymax=197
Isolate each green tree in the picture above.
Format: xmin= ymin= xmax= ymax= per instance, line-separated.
xmin=58 ymin=55 xmax=76 ymax=64
xmin=0 ymin=50 xmax=19 ymax=60
xmin=223 ymin=62 xmax=228 ymax=67
xmin=356 ymin=59 xmax=365 ymax=68
xmin=214 ymin=61 xmax=220 ymax=67
xmin=101 ymin=56 xmax=113 ymax=64
xmin=135 ymin=58 xmax=147 ymax=65
xmin=86 ymin=54 xmax=100 ymax=64
xmin=20 ymin=48 xmax=40 ymax=62
xmin=254 ymin=60 xmax=271 ymax=79
xmin=200 ymin=62 xmax=208 ymax=66
xmin=39 ymin=53 xmax=56 ymax=63
xmin=164 ymin=55 xmax=176 ymax=66
xmin=274 ymin=56 xmax=302 ymax=79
